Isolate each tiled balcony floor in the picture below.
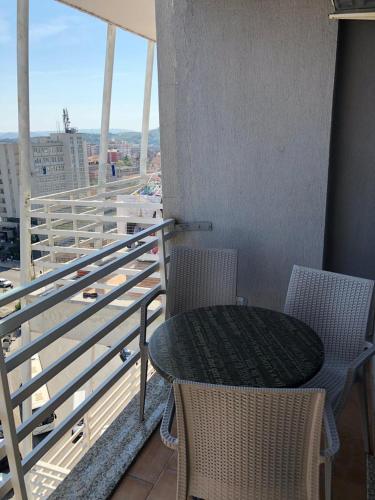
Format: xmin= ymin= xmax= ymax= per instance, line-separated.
xmin=111 ymin=387 xmax=367 ymax=500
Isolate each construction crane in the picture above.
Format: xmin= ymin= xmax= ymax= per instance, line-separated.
xmin=63 ymin=108 xmax=77 ymax=134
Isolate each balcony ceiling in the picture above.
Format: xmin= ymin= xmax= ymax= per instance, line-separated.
xmin=56 ymin=0 xmax=156 ymax=41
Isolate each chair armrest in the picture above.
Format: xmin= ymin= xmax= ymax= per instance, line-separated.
xmin=160 ymin=387 xmax=178 ymax=450
xmin=335 ymin=343 xmax=375 ymax=418
xmin=348 ymin=344 xmax=375 ymax=374
xmin=321 ymin=403 xmax=340 ymax=459
xmin=139 ymin=288 xmax=166 ymax=347
xmin=345 ymin=344 xmax=375 ymax=391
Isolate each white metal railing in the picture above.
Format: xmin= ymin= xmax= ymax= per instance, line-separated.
xmin=29 ymin=362 xmax=144 ymax=499
xmin=0 ymin=218 xmax=174 ymax=499
xmin=28 ymin=175 xmax=162 ymax=275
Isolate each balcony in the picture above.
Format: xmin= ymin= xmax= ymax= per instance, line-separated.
xmin=3 ymin=0 xmax=375 ymax=498
xmin=1 ymin=226 xmax=373 ymax=499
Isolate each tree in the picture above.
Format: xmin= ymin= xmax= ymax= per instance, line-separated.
xmin=123 ymin=155 xmax=133 ymax=166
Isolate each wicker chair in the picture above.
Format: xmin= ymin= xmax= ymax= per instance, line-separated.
xmin=139 ymin=246 xmax=238 ymax=420
xmin=161 ymin=380 xmax=338 ymax=500
xmin=284 ymin=265 xmax=375 ymax=450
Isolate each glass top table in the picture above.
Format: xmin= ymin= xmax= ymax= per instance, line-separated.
xmin=148 ymin=305 xmax=324 ymax=388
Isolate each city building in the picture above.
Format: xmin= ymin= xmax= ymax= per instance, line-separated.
xmin=115 ymin=141 xmax=132 ymax=157
xmin=32 ymin=133 xmax=89 ymax=196
xmin=107 ymin=149 xmax=122 ymax=163
xmin=0 ymin=143 xmax=20 ymax=222
xmin=0 ymin=132 xmax=89 ymax=225
xmin=86 ymin=143 xmax=100 ymax=156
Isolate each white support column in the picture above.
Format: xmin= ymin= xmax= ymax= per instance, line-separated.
xmin=17 ymin=0 xmax=33 ymax=462
xmin=140 ymin=41 xmax=155 ymax=178
xmin=98 ymin=24 xmax=116 ymax=188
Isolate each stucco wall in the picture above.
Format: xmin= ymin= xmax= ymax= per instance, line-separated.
xmin=156 ymin=0 xmax=338 ymax=308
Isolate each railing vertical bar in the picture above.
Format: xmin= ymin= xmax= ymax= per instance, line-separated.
xmin=0 ymin=351 xmax=27 ymax=499
xmin=157 ymin=227 xmax=168 ymax=313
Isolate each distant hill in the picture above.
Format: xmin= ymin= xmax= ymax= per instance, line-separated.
xmin=82 ymin=128 xmax=160 ymax=147
xmin=0 ymin=128 xmax=160 ymax=148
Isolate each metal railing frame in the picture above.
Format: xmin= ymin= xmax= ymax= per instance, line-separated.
xmin=0 ymin=219 xmax=174 ymax=499
xmin=0 ymin=220 xmax=173 ymax=309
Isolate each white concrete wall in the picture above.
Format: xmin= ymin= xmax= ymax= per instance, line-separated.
xmin=156 ymin=0 xmax=338 ymax=308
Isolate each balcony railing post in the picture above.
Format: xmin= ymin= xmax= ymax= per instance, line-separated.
xmin=140 ymin=41 xmax=155 ymax=177
xmin=157 ymin=227 xmax=168 ymax=313
xmin=17 ymin=0 xmax=33 ymax=464
xmin=0 ymin=351 xmax=27 ymax=499
xmin=70 ymin=193 xmax=80 ymax=258
xmin=46 ymin=202 xmax=56 ymax=265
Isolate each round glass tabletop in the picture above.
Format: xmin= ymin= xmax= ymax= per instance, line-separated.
xmin=148 ymin=305 xmax=324 ymax=388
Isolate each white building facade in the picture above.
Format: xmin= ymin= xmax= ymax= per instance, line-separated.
xmin=0 ymin=143 xmax=20 ymax=221
xmin=33 ymin=133 xmax=89 ymax=196
xmin=0 ymin=133 xmax=90 ymax=222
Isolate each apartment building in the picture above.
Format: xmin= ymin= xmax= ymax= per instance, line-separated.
xmin=107 ymin=149 xmax=122 ymax=163
xmin=0 ymin=132 xmax=89 ymax=222
xmin=34 ymin=133 xmax=89 ymax=196
xmin=86 ymin=143 xmax=100 ymax=156
xmin=0 ymin=143 xmax=20 ymax=221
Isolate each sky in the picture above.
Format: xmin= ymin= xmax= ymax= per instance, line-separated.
xmin=0 ymin=0 xmax=159 ymax=132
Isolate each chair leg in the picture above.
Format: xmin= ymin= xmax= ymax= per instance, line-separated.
xmin=139 ymin=346 xmax=149 ymax=422
xmin=325 ymin=456 xmax=332 ymax=500
xmin=357 ymin=376 xmax=371 ymax=454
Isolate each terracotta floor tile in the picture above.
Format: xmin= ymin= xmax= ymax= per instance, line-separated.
xmin=110 ymin=475 xmax=153 ymax=500
xmin=167 ymin=452 xmax=177 ymax=472
xmin=127 ymin=427 xmax=174 ymax=484
xmin=147 ymin=468 xmax=177 ymax=500
xmin=331 ymin=387 xmax=366 ymax=500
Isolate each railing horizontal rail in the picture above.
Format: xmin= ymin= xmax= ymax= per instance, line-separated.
xmin=54 ymin=282 xmax=155 ymax=294
xmin=90 ymin=375 xmax=135 ymax=424
xmin=0 ymin=349 xmax=143 ymax=499
xmin=30 ymin=229 xmax=156 ymax=242
xmin=22 ymin=350 xmax=141 ymax=474
xmin=82 ymin=184 xmax=145 ymax=201
xmin=29 ymin=176 xmax=142 ymax=201
xmin=30 ymin=245 xmax=114 ymax=255
xmin=34 ymin=263 xmax=161 ymax=279
xmin=0 ymin=306 xmax=161 ymax=465
xmin=0 ymin=240 xmax=158 ymax=337
xmin=30 ymin=198 xmax=162 ymax=209
xmin=30 ymin=213 xmax=162 ymax=225
xmin=16 ymin=328 xmax=143 ymax=441
xmin=5 ymin=263 xmax=159 ymax=372
xmin=10 ymin=284 xmax=161 ymax=406
xmin=0 ymin=218 xmax=173 ymax=309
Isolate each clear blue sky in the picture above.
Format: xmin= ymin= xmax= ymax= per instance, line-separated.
xmin=0 ymin=0 xmax=159 ymax=132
